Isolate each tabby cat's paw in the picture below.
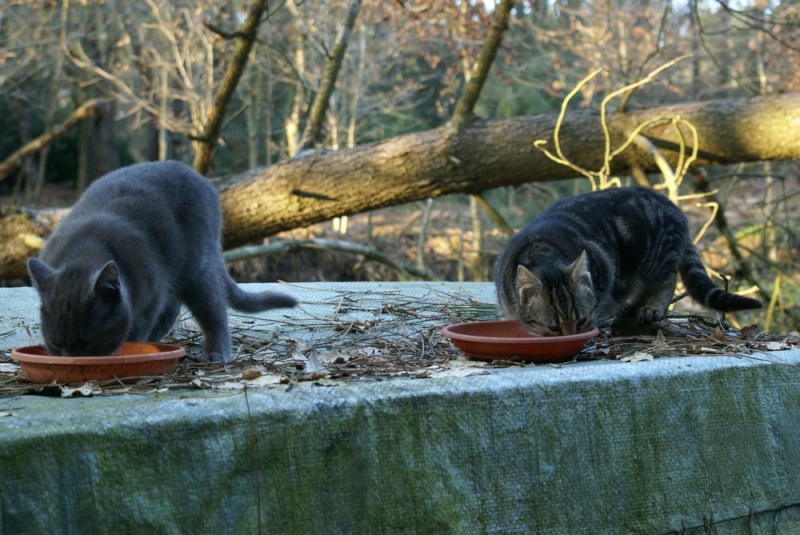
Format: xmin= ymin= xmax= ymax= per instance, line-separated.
xmin=637 ymin=307 xmax=664 ymax=323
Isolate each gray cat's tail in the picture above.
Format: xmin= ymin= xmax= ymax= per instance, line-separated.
xmin=679 ymin=246 xmax=762 ymax=312
xmin=226 ymin=278 xmax=298 ymax=313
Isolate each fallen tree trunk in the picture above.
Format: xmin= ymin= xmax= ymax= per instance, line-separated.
xmin=219 ymin=92 xmax=800 ymax=248
xmin=2 ymin=92 xmax=799 ymax=280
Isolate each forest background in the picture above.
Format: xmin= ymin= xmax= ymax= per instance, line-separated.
xmin=0 ymin=0 xmax=799 ymax=333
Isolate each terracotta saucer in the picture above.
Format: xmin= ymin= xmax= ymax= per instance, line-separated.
xmin=11 ymin=342 xmax=185 ymax=384
xmin=441 ymin=320 xmax=599 ymax=363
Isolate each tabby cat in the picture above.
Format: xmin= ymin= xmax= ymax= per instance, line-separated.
xmin=27 ymin=161 xmax=297 ymax=361
xmin=494 ymin=187 xmax=762 ymax=336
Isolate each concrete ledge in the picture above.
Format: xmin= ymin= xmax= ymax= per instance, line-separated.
xmin=2 ymin=348 xmax=800 ymax=534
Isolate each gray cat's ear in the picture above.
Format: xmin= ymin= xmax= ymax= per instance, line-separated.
xmin=93 ymin=261 xmax=121 ymax=295
xmin=568 ymin=251 xmax=592 ymax=288
xmin=27 ymin=258 xmax=55 ymax=292
xmin=517 ymin=265 xmax=543 ymax=300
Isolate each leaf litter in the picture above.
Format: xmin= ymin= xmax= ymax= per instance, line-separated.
xmin=0 ymin=287 xmax=797 ymax=398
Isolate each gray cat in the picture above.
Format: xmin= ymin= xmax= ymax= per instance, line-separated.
xmin=27 ymin=161 xmax=297 ymax=361
xmin=494 ymin=187 xmax=762 ymax=336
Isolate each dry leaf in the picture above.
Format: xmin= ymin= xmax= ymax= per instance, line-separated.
xmin=289 ymin=342 xmax=308 ymax=362
xmin=428 ymin=358 xmax=489 ymax=378
xmin=304 ymin=350 xmax=327 ymax=374
xmin=249 ymin=374 xmax=283 ymax=387
xmin=214 ymin=374 xmax=283 ymax=390
xmin=428 ymin=366 xmax=490 ymax=379
xmin=740 ymin=325 xmax=761 ymax=340
xmin=621 ymin=352 xmax=654 ymax=363
xmin=765 ymin=342 xmax=785 ymax=351
xmin=345 ymin=347 xmax=381 ymax=357
xmin=712 ymin=327 xmax=728 ymax=342
xmin=652 ymin=330 xmax=666 ymax=347
xmin=241 ymin=368 xmax=262 ymax=380
xmin=317 ymin=350 xmax=348 ymax=364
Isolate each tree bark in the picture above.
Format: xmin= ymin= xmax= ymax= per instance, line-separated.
xmin=219 ymin=92 xmax=800 ymax=249
xmin=3 ymin=92 xmax=800 ymax=279
xmin=76 ymin=101 xmax=120 ymax=192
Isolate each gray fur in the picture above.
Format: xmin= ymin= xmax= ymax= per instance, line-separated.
xmin=494 ymin=187 xmax=762 ymax=336
xmin=27 ymin=161 xmax=297 ymax=361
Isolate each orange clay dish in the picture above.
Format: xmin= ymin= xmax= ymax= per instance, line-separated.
xmin=442 ymin=320 xmax=598 ymax=363
xmin=11 ymin=342 xmax=184 ymax=384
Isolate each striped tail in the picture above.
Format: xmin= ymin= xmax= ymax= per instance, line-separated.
xmin=679 ymin=246 xmax=762 ymax=312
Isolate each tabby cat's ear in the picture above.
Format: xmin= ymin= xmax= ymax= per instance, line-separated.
xmin=93 ymin=261 xmax=121 ymax=296
xmin=27 ymin=258 xmax=56 ymax=292
xmin=516 ymin=265 xmax=541 ymax=287
xmin=568 ymin=250 xmax=592 ymax=288
xmin=517 ymin=265 xmax=543 ymax=300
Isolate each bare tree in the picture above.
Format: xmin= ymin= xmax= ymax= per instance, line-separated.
xmin=297 ymin=0 xmax=362 ymax=151
xmin=192 ymin=0 xmax=271 ymax=173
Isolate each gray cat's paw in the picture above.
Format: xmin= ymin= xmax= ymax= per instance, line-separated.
xmin=637 ymin=307 xmax=663 ymax=323
xmin=207 ymin=351 xmax=230 ymax=363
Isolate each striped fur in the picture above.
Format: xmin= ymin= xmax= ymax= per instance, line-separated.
xmin=494 ymin=187 xmax=762 ymax=336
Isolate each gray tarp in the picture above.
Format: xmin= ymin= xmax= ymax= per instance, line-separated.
xmin=2 ymin=283 xmax=799 ymax=534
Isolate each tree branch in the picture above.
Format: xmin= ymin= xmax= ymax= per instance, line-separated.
xmin=297 ymin=0 xmax=362 ymax=151
xmin=450 ymin=0 xmax=515 ymax=243
xmin=192 ymin=0 xmax=271 ymax=174
xmin=451 ymin=0 xmax=514 ymax=130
